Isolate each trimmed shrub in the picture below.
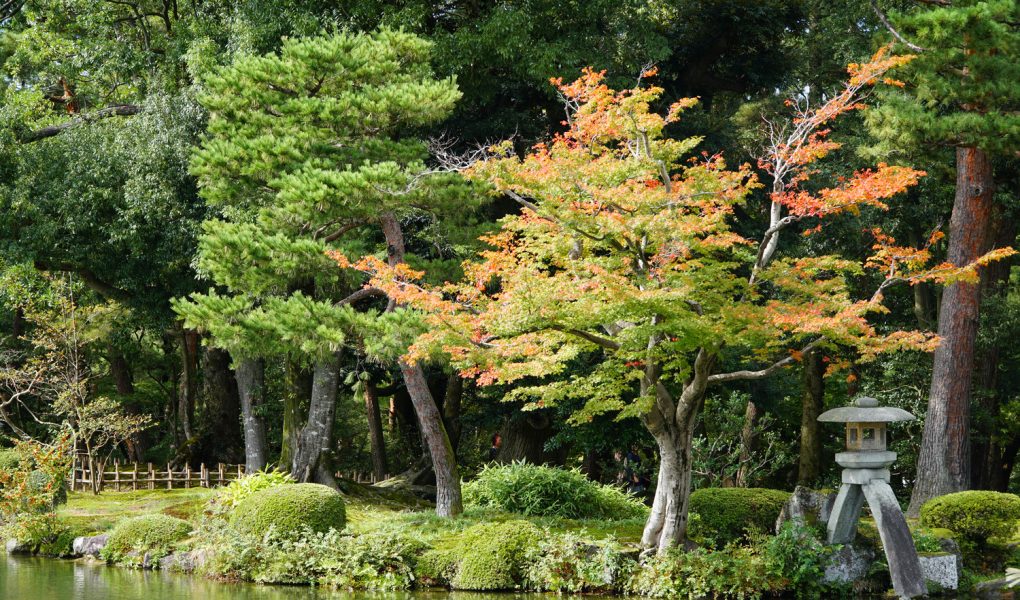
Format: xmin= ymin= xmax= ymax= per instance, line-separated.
xmin=229 ymin=483 xmax=346 ymax=539
xmin=629 ymin=545 xmax=775 ymax=598
xmin=418 ymin=520 xmax=542 ymax=590
xmin=920 ymin=491 xmax=1020 ymax=548
xmin=213 ymin=469 xmax=293 ymax=515
xmin=688 ymin=487 xmax=791 ymax=547
xmin=101 ymin=514 xmax=193 ymax=565
xmin=463 ymin=462 xmax=647 ymax=520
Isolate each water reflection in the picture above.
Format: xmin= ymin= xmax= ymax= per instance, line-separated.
xmin=1 ymin=555 xmax=546 ymax=600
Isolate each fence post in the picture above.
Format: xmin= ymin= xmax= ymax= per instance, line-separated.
xmin=185 ymin=465 xmax=191 ymax=489
xmin=218 ymin=463 xmax=225 ymax=487
xmin=148 ymin=463 xmax=154 ymax=491
xmin=166 ymin=463 xmax=172 ymax=490
xmin=113 ymin=464 xmax=120 ymax=492
xmin=132 ymin=463 xmax=138 ymax=491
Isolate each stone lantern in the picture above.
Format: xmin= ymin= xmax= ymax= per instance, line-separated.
xmin=819 ymin=396 xmax=926 ymax=599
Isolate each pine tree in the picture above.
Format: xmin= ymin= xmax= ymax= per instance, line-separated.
xmin=174 ymin=30 xmax=472 ymax=514
xmin=867 ymin=0 xmax=1020 ymax=514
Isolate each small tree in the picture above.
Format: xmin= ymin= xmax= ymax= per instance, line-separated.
xmin=342 ymin=49 xmax=1012 ymax=551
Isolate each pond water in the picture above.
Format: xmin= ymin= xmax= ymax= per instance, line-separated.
xmin=0 ymin=555 xmax=536 ymax=600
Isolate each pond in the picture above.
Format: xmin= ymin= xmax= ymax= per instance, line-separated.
xmin=0 ymin=555 xmax=536 ymax=600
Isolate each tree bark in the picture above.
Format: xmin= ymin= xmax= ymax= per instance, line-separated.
xmin=109 ymin=348 xmax=145 ymax=462
xmin=734 ymin=400 xmax=759 ymax=487
xmin=798 ymin=348 xmax=825 ymax=485
xmin=177 ymin=328 xmax=199 ymax=444
xmin=291 ymin=353 xmax=342 ymax=483
xmin=380 ymin=211 xmax=463 ymax=517
xmin=442 ymin=375 xmax=463 ymax=452
xmin=280 ymin=362 xmax=311 ymax=469
xmin=909 ymin=146 xmax=996 ymax=516
xmin=364 ymin=380 xmax=388 ymax=481
xmin=199 ymin=348 xmax=244 ymax=464
xmin=497 ymin=412 xmax=553 ymax=464
xmin=236 ymin=357 xmax=268 ymax=473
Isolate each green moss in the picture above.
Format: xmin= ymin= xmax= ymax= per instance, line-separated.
xmin=101 ymin=514 xmax=193 ymax=565
xmin=229 ymin=483 xmax=346 ymax=539
xmin=920 ymin=491 xmax=1020 ymax=546
xmin=688 ymin=487 xmax=791 ymax=547
xmin=418 ymin=520 xmax=542 ymax=590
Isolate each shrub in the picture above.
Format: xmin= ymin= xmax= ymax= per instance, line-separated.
xmin=920 ymin=491 xmax=1020 ymax=549
xmin=628 ymin=545 xmax=774 ymax=599
xmin=525 ymin=531 xmax=636 ymax=593
xmin=101 ymin=514 xmax=193 ymax=565
xmin=229 ymin=483 xmax=346 ymax=539
xmin=0 ymin=448 xmax=21 ymax=472
xmin=688 ymin=487 xmax=791 ymax=547
xmin=213 ymin=469 xmax=293 ymax=515
xmin=27 ymin=469 xmax=66 ymax=509
xmin=418 ymin=520 xmax=542 ymax=590
xmin=763 ymin=522 xmax=832 ymax=598
xmin=463 ymin=462 xmax=647 ymax=520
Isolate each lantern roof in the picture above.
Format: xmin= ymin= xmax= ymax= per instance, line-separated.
xmin=817 ymin=396 xmax=915 ymax=423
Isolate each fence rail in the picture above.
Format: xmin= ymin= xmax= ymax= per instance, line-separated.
xmin=69 ymin=459 xmax=247 ymax=492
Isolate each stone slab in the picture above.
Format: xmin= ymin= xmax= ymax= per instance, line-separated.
xmin=841 ymin=468 xmax=891 ymax=485
xmin=919 ymin=553 xmax=959 ymax=591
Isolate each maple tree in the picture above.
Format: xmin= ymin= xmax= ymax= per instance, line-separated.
xmin=337 ymin=47 xmax=1013 ymax=551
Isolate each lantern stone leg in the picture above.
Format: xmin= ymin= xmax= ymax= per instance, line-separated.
xmin=861 ymin=479 xmax=927 ymax=599
xmin=827 ymin=482 xmax=865 ymax=544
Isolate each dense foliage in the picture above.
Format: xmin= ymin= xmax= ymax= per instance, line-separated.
xmin=688 ymin=488 xmax=791 ymax=547
xmin=229 ymin=483 xmax=346 ymax=539
xmin=920 ymin=491 xmax=1020 ymax=551
xmin=101 ymin=514 xmax=193 ymax=565
xmin=463 ymin=462 xmax=646 ymax=520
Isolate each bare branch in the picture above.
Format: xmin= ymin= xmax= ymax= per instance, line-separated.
xmin=871 ymin=0 xmax=925 ymax=52
xmin=21 ymin=105 xmax=142 ymax=143
xmin=707 ymin=338 xmax=824 ymax=384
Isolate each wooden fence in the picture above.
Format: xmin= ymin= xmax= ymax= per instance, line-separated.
xmin=69 ymin=459 xmax=247 ymax=492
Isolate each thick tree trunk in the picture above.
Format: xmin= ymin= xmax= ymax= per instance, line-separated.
xmin=291 ymin=353 xmax=342 ymax=483
xmin=280 ymin=362 xmax=311 ymax=469
xmin=990 ymin=435 xmax=1019 ymax=491
xmin=236 ymin=358 xmax=268 ymax=473
xmin=199 ymin=348 xmax=244 ymax=464
xmin=364 ymin=380 xmax=388 ymax=481
xmin=381 ymin=211 xmax=463 ymax=517
xmin=11 ymin=307 xmax=24 ymax=338
xmin=798 ymin=348 xmax=825 ymax=485
xmin=497 ymin=412 xmax=553 ymax=464
xmin=734 ymin=400 xmax=759 ymax=487
xmin=177 ymin=328 xmax=199 ymax=444
xmin=641 ymin=418 xmax=696 ymax=552
xmin=909 ymin=146 xmax=996 ymax=516
xmin=399 ymin=359 xmax=463 ymax=516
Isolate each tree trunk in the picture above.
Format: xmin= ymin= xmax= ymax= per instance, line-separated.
xmin=734 ymin=400 xmax=759 ymax=487
xmin=109 ymin=348 xmax=145 ymax=462
xmin=291 ymin=353 xmax=342 ymax=483
xmin=909 ymin=146 xmax=996 ymax=516
xmin=236 ymin=357 xmax=268 ymax=473
xmin=200 ymin=348 xmax=244 ymax=464
xmin=990 ymin=435 xmax=1019 ymax=491
xmin=11 ymin=307 xmax=24 ymax=338
xmin=641 ymin=416 xmax=696 ymax=552
xmin=280 ymin=362 xmax=311 ymax=469
xmin=380 ymin=211 xmax=463 ymax=517
xmin=497 ymin=412 xmax=552 ymax=464
xmin=177 ymin=328 xmax=199 ymax=444
xmin=364 ymin=380 xmax=388 ymax=481
xmin=798 ymin=348 xmax=825 ymax=485
xmin=443 ymin=375 xmax=463 ymax=451
xmin=399 ymin=359 xmax=463 ymax=516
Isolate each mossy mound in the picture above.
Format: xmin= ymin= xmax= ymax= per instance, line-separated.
xmin=229 ymin=482 xmax=346 ymax=538
xmin=101 ymin=514 xmax=192 ymax=563
xmin=921 ymin=491 xmax=1020 ymax=549
xmin=689 ymin=487 xmax=791 ymax=547
xmin=463 ymin=462 xmax=646 ymax=520
xmin=417 ymin=520 xmax=542 ymax=590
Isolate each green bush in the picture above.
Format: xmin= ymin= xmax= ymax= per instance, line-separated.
xmin=213 ymin=469 xmax=293 ymax=515
xmin=418 ymin=520 xmax=542 ymax=590
xmin=628 ymin=545 xmax=775 ymax=599
xmin=27 ymin=469 xmax=66 ymax=509
xmin=463 ymin=462 xmax=647 ymax=520
xmin=688 ymin=487 xmax=791 ymax=547
xmin=229 ymin=483 xmax=346 ymax=539
xmin=763 ymin=522 xmax=833 ymax=598
xmin=525 ymin=531 xmax=636 ymax=593
xmin=0 ymin=448 xmax=21 ymax=472
xmin=101 ymin=514 xmax=193 ymax=565
xmin=920 ymin=491 xmax=1020 ymax=548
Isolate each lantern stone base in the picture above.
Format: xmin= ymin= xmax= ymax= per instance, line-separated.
xmin=835 ymin=450 xmax=897 ymax=469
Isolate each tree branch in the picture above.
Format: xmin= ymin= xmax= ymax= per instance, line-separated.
xmin=707 ymin=338 xmax=824 ymax=384
xmin=334 ymin=287 xmax=385 ymax=307
xmin=21 ymin=105 xmax=143 ymax=143
xmin=872 ymin=0 xmax=925 ymax=52
xmin=32 ymin=261 xmax=132 ymax=302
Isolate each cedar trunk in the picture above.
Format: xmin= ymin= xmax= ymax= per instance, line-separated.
xmin=236 ymin=357 xmax=269 ymax=473
xmin=364 ymin=380 xmax=388 ymax=481
xmin=798 ymin=348 xmax=825 ymax=485
xmin=908 ymin=146 xmax=996 ymax=515
xmin=291 ymin=353 xmax=342 ymax=484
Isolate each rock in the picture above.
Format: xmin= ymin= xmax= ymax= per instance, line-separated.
xmin=775 ymin=486 xmax=836 ymax=533
xmin=823 ymin=542 xmax=875 ymax=585
xmin=5 ymin=538 xmax=33 ymax=554
xmin=160 ymin=548 xmax=209 ymax=573
xmin=919 ymin=553 xmax=959 ymax=591
xmin=71 ymin=534 xmax=109 ymax=558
